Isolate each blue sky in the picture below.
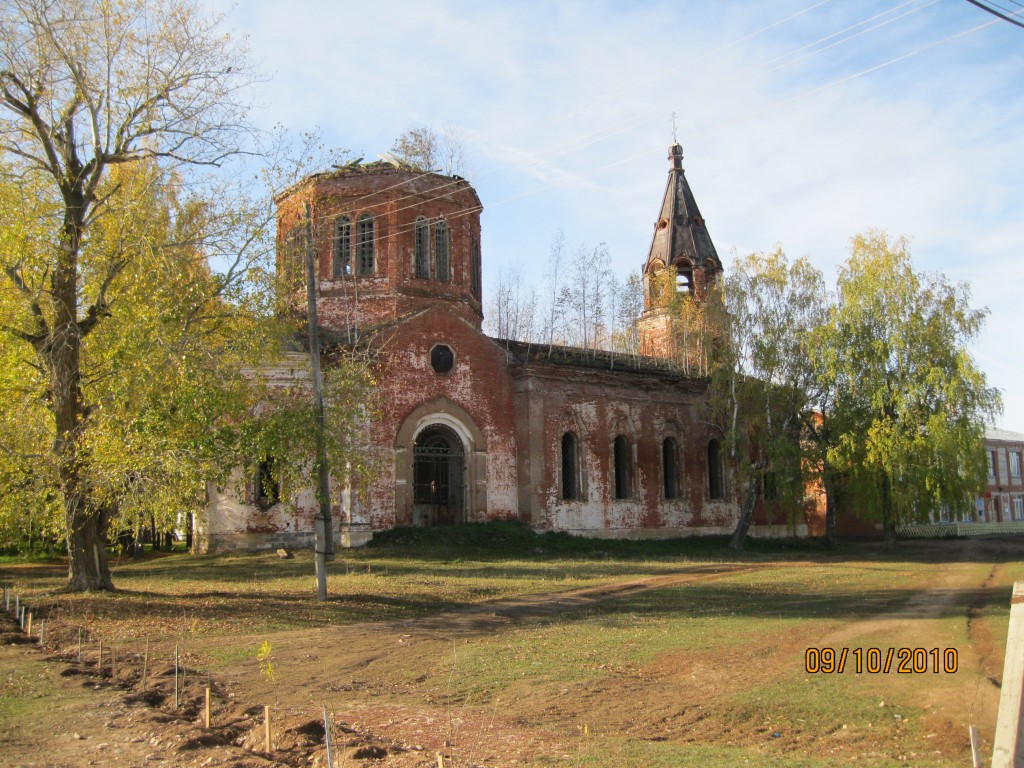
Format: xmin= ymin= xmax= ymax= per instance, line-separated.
xmin=214 ymin=0 xmax=1024 ymax=429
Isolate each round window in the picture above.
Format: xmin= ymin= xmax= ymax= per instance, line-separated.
xmin=430 ymin=344 xmax=455 ymax=375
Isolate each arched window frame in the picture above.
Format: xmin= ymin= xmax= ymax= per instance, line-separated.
xmin=414 ymin=216 xmax=431 ymax=278
xmin=708 ymin=439 xmax=724 ymax=500
xmin=255 ymin=457 xmax=280 ymax=508
xmin=333 ymin=216 xmax=351 ymax=278
xmin=561 ymin=432 xmax=580 ymax=501
xmin=675 ymin=258 xmax=694 ymax=293
xmin=662 ymin=437 xmax=680 ymax=500
xmin=356 ymin=213 xmax=374 ymax=276
xmin=613 ymin=435 xmax=632 ymax=500
xmin=705 ymin=258 xmax=720 ymax=283
xmin=434 ymin=218 xmax=450 ymax=282
xmin=470 ymin=232 xmax=481 ymax=300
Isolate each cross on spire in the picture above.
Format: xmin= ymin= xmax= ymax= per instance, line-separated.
xmin=671 ymin=111 xmax=678 ymax=144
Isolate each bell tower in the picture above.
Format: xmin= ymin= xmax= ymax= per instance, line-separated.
xmin=637 ymin=144 xmax=723 ymax=359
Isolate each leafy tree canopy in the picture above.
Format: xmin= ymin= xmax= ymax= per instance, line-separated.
xmin=812 ymin=231 xmax=1000 ymax=545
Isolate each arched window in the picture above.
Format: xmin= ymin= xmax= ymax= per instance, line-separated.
xmin=470 ymin=233 xmax=481 ymax=300
xmin=333 ymin=216 xmax=351 ymax=278
xmin=434 ymin=219 xmax=450 ymax=282
xmin=414 ymin=216 xmax=430 ymax=278
xmin=614 ymin=435 xmax=631 ymax=500
xmin=255 ymin=457 xmax=280 ymax=507
xmin=704 ymin=260 xmax=719 ymax=290
xmin=356 ymin=214 xmax=374 ymax=275
xmin=561 ymin=432 xmax=579 ymax=500
xmin=675 ymin=260 xmax=694 ymax=293
xmin=708 ymin=439 xmax=723 ymax=500
xmin=663 ymin=437 xmax=679 ymax=499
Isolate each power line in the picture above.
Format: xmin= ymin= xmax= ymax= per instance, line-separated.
xmin=963 ymin=0 xmax=1024 ymax=29
xmin=287 ymin=3 xmax=999 ymax=280
xmin=301 ymin=0 xmax=943 ymax=240
xmin=298 ymin=0 xmax=841 ymax=219
xmin=470 ymin=16 xmax=1000 ymax=227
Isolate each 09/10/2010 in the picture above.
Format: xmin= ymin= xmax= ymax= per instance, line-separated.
xmin=804 ymin=647 xmax=958 ymax=674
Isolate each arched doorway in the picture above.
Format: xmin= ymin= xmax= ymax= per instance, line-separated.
xmin=413 ymin=424 xmax=465 ymax=526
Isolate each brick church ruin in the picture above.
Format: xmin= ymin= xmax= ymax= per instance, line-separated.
xmin=199 ymin=145 xmax=814 ymax=552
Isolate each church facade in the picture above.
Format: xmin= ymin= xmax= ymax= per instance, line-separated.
xmin=199 ymin=147 xmax=816 ymax=552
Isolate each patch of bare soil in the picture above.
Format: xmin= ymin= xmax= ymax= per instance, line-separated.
xmin=2 ymin=540 xmax=1017 ymax=767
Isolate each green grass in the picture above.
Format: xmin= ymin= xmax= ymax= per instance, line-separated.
xmin=3 ymin=524 xmax=1020 ymax=768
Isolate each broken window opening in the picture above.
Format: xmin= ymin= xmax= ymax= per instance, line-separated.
xmin=356 ymin=213 xmax=374 ymax=276
xmin=707 ymin=439 xmax=724 ymax=500
xmin=663 ymin=437 xmax=679 ymax=500
xmin=435 ymin=219 xmax=450 ymax=282
xmin=613 ymin=435 xmax=631 ymax=500
xmin=675 ymin=261 xmax=694 ymax=293
xmin=561 ymin=432 xmax=579 ymax=500
xmin=470 ymin=233 xmax=481 ymax=300
xmin=333 ymin=216 xmax=351 ymax=278
xmin=430 ymin=343 xmax=455 ymax=375
xmin=415 ymin=216 xmax=430 ymax=278
xmin=256 ymin=458 xmax=280 ymax=507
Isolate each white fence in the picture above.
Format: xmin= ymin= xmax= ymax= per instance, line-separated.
xmin=897 ymin=521 xmax=1024 ymax=539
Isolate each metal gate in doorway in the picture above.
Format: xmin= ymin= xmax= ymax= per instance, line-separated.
xmin=412 ymin=424 xmax=465 ymax=526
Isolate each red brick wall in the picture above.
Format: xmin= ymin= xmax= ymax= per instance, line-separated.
xmin=276 ymin=168 xmax=483 ymax=337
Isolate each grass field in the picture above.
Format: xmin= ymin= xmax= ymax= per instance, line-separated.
xmin=1 ymin=524 xmax=1021 ymax=767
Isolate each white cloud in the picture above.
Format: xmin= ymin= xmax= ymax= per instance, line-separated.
xmin=211 ymin=0 xmax=1024 ymax=428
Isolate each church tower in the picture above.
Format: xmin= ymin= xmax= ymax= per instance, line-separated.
xmin=275 ymin=161 xmax=484 ymax=339
xmin=637 ymin=143 xmax=723 ymax=359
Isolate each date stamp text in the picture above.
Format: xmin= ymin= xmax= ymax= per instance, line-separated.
xmin=804 ymin=647 xmax=958 ymax=674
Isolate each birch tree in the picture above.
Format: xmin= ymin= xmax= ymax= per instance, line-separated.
xmin=813 ymin=231 xmax=1000 ymax=548
xmin=709 ymin=249 xmax=827 ymax=550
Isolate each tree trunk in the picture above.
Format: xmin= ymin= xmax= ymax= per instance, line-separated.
xmin=64 ymin=494 xmax=114 ymax=591
xmin=882 ymin=515 xmax=897 ymax=551
xmin=49 ymin=184 xmax=114 ymax=590
xmin=823 ymin=464 xmax=837 ymax=547
xmin=881 ymin=476 xmax=897 ymax=552
xmin=729 ymin=474 xmax=761 ymax=551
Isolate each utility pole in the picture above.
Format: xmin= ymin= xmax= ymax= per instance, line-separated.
xmin=304 ymin=201 xmax=334 ymax=601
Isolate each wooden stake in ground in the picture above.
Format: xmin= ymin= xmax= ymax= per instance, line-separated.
xmin=264 ymin=705 xmax=272 ymax=753
xmin=204 ymin=687 xmax=211 ymax=729
xmin=969 ymin=724 xmax=982 ymax=768
xmin=141 ymin=639 xmax=149 ymax=690
xmin=322 ymin=706 xmax=333 ymax=768
xmin=111 ymin=647 xmax=117 ymax=683
xmin=174 ymin=644 xmax=179 ymax=708
xmin=77 ymin=628 xmax=82 ymax=663
xmin=14 ymin=594 xmax=18 ymax=616
xmin=38 ymin=621 xmax=44 ymax=646
xmin=26 ymin=612 xmax=32 ymax=637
